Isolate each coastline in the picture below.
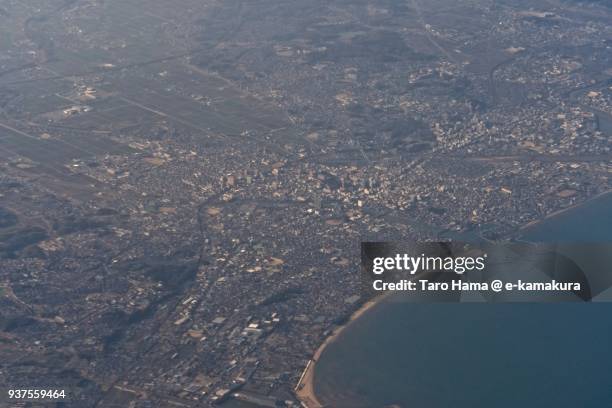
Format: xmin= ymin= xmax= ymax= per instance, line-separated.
xmin=295 ymin=190 xmax=612 ymax=407
xmin=519 ymin=189 xmax=612 ymax=232
xmin=295 ymin=293 xmax=390 ymax=408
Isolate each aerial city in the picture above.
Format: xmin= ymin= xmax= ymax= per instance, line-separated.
xmin=0 ymin=0 xmax=611 ymax=407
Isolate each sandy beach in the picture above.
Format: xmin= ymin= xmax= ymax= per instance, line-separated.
xmin=295 ymin=191 xmax=612 ymax=406
xmin=519 ymin=189 xmax=612 ymax=231
xmin=295 ymin=294 xmax=389 ymax=408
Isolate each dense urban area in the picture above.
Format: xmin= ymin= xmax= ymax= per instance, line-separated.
xmin=0 ymin=0 xmax=611 ymax=406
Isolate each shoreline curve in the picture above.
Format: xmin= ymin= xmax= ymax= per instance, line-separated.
xmin=295 ymin=293 xmax=389 ymax=407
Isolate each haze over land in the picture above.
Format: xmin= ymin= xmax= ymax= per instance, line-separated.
xmin=0 ymin=0 xmax=610 ymax=406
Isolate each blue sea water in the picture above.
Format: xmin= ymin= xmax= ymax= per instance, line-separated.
xmin=315 ymin=192 xmax=612 ymax=408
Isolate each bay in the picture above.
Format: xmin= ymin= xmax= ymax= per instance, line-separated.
xmin=315 ymin=192 xmax=612 ymax=407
